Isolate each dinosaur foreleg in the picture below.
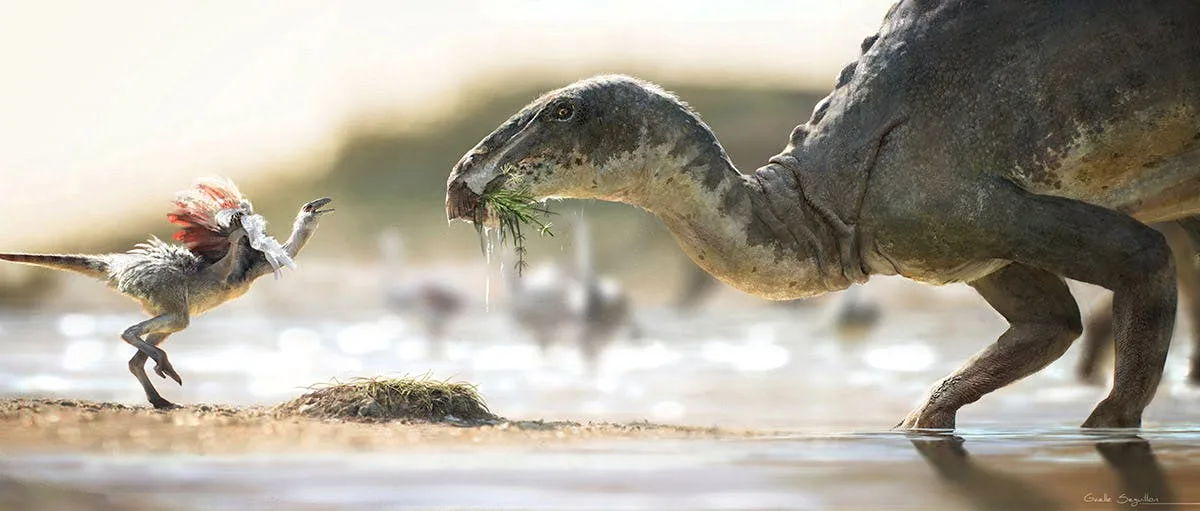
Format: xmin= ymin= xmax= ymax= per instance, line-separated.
xmin=897 ymin=263 xmax=1081 ymax=429
xmin=1076 ymin=295 xmax=1114 ymax=385
xmin=121 ymin=313 xmax=190 ymax=386
xmin=982 ymin=187 xmax=1174 ymax=428
xmin=212 ymin=228 xmax=249 ymax=284
xmin=128 ymin=332 xmax=176 ymax=409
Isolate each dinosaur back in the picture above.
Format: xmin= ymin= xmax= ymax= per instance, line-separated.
xmin=167 ymin=177 xmax=249 ymax=261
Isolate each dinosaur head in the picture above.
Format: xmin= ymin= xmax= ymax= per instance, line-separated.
xmin=447 ymin=75 xmax=689 ymax=223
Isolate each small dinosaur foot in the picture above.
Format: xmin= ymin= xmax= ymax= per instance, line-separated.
xmin=895 ymin=404 xmax=956 ymax=430
xmin=149 ymin=397 xmax=180 ymax=410
xmin=150 ymin=352 xmax=183 ymax=385
xmin=1081 ymin=399 xmax=1141 ymax=428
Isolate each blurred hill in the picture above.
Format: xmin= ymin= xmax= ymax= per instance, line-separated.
xmin=0 ymin=77 xmax=825 ymax=305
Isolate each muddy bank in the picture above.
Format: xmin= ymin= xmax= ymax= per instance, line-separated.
xmin=0 ymin=398 xmax=750 ymax=454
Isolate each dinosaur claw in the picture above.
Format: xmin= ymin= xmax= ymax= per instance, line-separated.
xmin=151 ymin=355 xmax=182 ymax=385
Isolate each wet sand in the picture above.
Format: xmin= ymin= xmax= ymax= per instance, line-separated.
xmin=0 ymin=398 xmax=741 ymax=454
xmin=4 ymin=399 xmax=1200 ymax=510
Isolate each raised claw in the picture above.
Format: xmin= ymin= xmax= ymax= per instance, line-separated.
xmin=151 ymin=353 xmax=183 ymax=385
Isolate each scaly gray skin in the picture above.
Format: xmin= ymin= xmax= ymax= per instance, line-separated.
xmin=447 ymin=1 xmax=1200 ymax=428
xmin=1077 ymin=223 xmax=1200 ymax=386
xmin=0 ymin=198 xmax=332 ymax=409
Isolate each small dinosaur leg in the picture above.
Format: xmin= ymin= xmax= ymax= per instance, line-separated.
xmin=982 ymin=187 xmax=1174 ymax=428
xmin=128 ymin=333 xmax=177 ymax=409
xmin=898 ymin=263 xmax=1081 ymax=429
xmin=1076 ymin=295 xmax=1114 ymax=384
xmin=120 ymin=313 xmax=190 ymax=385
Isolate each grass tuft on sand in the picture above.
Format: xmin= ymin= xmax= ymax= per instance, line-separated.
xmin=274 ymin=376 xmax=496 ymax=423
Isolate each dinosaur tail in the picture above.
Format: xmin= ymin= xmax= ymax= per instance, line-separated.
xmin=0 ymin=253 xmax=110 ymax=279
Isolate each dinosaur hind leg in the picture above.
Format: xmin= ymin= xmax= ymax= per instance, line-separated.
xmin=897 ymin=263 xmax=1082 ymax=429
xmin=985 ymin=186 xmax=1175 ymax=428
xmin=121 ymin=313 xmax=190 ymax=387
xmin=1075 ymin=222 xmax=1198 ymax=386
xmin=128 ymin=332 xmax=176 ymax=409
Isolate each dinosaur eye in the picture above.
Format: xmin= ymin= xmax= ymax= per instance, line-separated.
xmin=553 ymin=104 xmax=575 ymax=121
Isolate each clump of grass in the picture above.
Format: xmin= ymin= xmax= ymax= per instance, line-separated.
xmin=274 ymin=376 xmax=495 ymax=422
xmin=473 ymin=168 xmax=554 ymax=275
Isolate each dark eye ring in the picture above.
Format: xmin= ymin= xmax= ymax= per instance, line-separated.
xmin=553 ymin=104 xmax=574 ymax=120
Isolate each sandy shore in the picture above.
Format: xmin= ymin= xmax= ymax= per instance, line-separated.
xmin=0 ymin=398 xmax=751 ymax=454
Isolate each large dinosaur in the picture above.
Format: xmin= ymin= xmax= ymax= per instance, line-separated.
xmin=446 ymin=1 xmax=1200 ymax=428
xmin=0 ymin=179 xmax=332 ymax=409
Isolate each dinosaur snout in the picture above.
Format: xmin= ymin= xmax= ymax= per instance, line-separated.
xmin=446 ymin=177 xmax=482 ymax=223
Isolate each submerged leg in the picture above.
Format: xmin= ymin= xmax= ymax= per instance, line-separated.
xmin=128 ymin=333 xmax=176 ymax=409
xmin=898 ymin=263 xmax=1081 ymax=429
xmin=1076 ymin=296 xmax=1114 ymax=384
xmin=120 ymin=313 xmax=189 ymax=385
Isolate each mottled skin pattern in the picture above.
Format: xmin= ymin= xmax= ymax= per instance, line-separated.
xmin=447 ymin=1 xmax=1200 ymax=428
xmin=0 ymin=198 xmax=332 ymax=409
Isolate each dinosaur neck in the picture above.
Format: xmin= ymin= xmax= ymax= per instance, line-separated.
xmin=245 ymin=213 xmax=322 ymax=281
xmin=617 ymin=125 xmax=863 ymax=299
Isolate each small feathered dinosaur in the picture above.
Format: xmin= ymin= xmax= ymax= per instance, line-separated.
xmin=0 ymin=178 xmax=333 ymax=409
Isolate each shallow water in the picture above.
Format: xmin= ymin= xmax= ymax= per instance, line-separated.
xmin=2 ymin=283 xmax=1199 ymax=509
xmin=4 ymin=430 xmax=1199 ymax=510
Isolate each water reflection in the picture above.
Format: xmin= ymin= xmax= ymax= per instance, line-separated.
xmin=912 ymin=432 xmax=1177 ymax=511
xmin=1094 ymin=434 xmax=1175 ymax=510
xmin=910 ymin=432 xmax=1061 ymax=511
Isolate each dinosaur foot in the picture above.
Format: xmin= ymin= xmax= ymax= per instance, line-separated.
xmin=149 ymin=396 xmax=180 ymax=410
xmin=1081 ymin=399 xmax=1141 ymax=428
xmin=894 ymin=404 xmax=957 ymax=430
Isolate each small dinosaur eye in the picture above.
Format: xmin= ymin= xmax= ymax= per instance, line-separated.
xmin=553 ymin=104 xmax=574 ymax=120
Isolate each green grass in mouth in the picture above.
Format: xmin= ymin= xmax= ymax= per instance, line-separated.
xmin=474 ymin=174 xmax=554 ymax=275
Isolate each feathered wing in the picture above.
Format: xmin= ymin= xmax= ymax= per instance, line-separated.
xmin=167 ymin=177 xmax=295 ymax=276
xmin=167 ymin=177 xmax=244 ymax=261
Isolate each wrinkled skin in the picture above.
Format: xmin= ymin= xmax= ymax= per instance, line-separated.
xmin=447 ymin=0 xmax=1200 ymax=429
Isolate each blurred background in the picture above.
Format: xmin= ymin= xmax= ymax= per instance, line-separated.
xmin=0 ymin=0 xmax=1197 ymax=431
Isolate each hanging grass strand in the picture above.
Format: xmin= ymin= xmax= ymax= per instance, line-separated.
xmin=473 ymin=182 xmax=554 ymax=275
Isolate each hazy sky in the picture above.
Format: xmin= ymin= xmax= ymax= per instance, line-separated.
xmin=0 ymin=1 xmax=890 ymax=247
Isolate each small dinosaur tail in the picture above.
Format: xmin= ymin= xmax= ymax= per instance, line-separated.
xmin=0 ymin=253 xmax=110 ymax=279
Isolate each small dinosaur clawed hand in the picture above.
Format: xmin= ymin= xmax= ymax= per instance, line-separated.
xmin=302 ymin=197 xmax=334 ymax=215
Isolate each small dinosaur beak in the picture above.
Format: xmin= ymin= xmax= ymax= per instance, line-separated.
xmin=304 ymin=197 xmax=334 ymax=214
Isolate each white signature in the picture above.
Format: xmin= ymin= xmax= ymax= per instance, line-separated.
xmin=1084 ymin=493 xmax=1161 ymax=507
